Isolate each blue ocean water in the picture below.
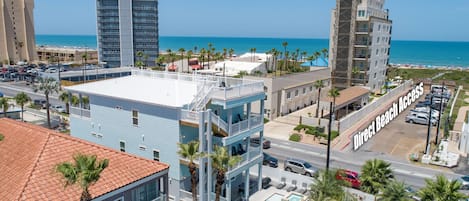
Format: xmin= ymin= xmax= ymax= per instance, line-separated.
xmin=36 ymin=35 xmax=469 ymax=67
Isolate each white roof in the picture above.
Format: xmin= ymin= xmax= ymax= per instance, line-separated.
xmin=238 ymin=53 xmax=271 ymax=62
xmin=214 ymin=61 xmax=264 ymax=74
xmin=65 ymin=75 xmax=197 ymax=107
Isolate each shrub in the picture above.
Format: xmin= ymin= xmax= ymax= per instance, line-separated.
xmin=289 ymin=134 xmax=301 ymax=142
xmin=0 ymin=133 xmax=3 ymax=141
xmin=264 ymin=118 xmax=269 ymax=124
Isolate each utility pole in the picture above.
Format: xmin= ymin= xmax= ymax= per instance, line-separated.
xmin=326 ymin=101 xmax=333 ymax=171
xmin=425 ymin=95 xmax=433 ymax=154
xmin=435 ymin=82 xmax=445 ymax=144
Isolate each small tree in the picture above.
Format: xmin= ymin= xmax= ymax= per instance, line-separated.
xmin=33 ymin=77 xmax=59 ymax=128
xmin=177 ymin=141 xmax=205 ymax=201
xmin=56 ymin=154 xmax=109 ymax=201
xmin=314 ymin=80 xmax=325 ymax=118
xmin=210 ymin=146 xmax=241 ymax=201
xmin=14 ymin=92 xmax=31 ymax=121
xmin=0 ymin=97 xmax=10 ymax=117
xmin=59 ymin=92 xmax=70 ymax=114
xmin=360 ymin=159 xmax=394 ymax=195
xmin=309 ymin=169 xmax=347 ymax=201
xmin=418 ymin=174 xmax=467 ymax=201
xmin=378 ymin=180 xmax=412 ymax=201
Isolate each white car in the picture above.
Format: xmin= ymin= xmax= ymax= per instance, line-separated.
xmin=458 ymin=176 xmax=469 ymax=190
xmin=411 ymin=107 xmax=439 ymax=119
xmin=50 ymin=105 xmax=66 ymax=113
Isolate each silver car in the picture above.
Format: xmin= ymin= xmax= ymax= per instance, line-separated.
xmin=457 ymin=176 xmax=469 ymax=190
xmin=405 ymin=113 xmax=436 ymax=126
xmin=284 ymin=158 xmax=317 ymax=177
xmin=50 ymin=105 xmax=66 ymax=113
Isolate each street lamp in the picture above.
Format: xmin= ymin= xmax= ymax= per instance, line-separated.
xmin=435 ymin=82 xmax=445 ymax=144
xmin=326 ymin=101 xmax=333 ymax=171
xmin=424 ymin=95 xmax=433 ymax=154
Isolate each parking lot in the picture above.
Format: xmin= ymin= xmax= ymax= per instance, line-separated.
xmin=358 ymin=90 xmax=440 ymax=159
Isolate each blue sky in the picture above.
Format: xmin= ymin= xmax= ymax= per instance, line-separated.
xmin=35 ymin=0 xmax=469 ymax=41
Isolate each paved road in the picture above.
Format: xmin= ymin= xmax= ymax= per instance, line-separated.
xmin=264 ymin=138 xmax=463 ymax=189
xmin=0 ymin=81 xmax=63 ymax=106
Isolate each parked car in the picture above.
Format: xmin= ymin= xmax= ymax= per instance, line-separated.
xmin=408 ymin=111 xmax=438 ymax=120
xmin=284 ymin=158 xmax=317 ymax=177
xmin=0 ymin=91 xmax=3 ymax=97
xmin=404 ymin=186 xmax=421 ymax=200
xmin=405 ymin=113 xmax=437 ymax=126
xmin=336 ymin=169 xmax=361 ymax=189
xmin=457 ymin=175 xmax=469 ymax=190
xmin=50 ymin=105 xmax=66 ymax=113
xmin=33 ymin=99 xmax=47 ymax=109
xmin=262 ymin=177 xmax=272 ymax=189
xmin=250 ymin=137 xmax=271 ymax=149
xmin=262 ymin=153 xmax=278 ymax=168
xmin=412 ymin=107 xmax=439 ymax=117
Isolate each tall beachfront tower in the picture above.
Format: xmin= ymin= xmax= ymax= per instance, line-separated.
xmin=329 ymin=0 xmax=392 ymax=92
xmin=96 ymin=0 xmax=159 ymax=68
xmin=0 ymin=0 xmax=36 ymax=64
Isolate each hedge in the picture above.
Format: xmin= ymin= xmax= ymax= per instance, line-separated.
xmin=289 ymin=134 xmax=302 ymax=142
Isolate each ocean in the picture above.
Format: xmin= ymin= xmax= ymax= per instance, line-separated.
xmin=36 ymin=35 xmax=469 ymax=67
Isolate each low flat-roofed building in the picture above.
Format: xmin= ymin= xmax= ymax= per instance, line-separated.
xmin=213 ymin=60 xmax=267 ymax=76
xmin=36 ymin=46 xmax=98 ymax=64
xmin=0 ymin=118 xmax=169 ymax=201
xmin=246 ymin=68 xmax=331 ymax=120
xmin=321 ymin=86 xmax=370 ymax=119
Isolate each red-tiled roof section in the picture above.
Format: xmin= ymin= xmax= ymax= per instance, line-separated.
xmin=0 ymin=118 xmax=169 ymax=201
xmin=323 ymin=86 xmax=370 ymax=107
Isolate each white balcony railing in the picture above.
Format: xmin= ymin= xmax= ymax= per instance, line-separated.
xmin=70 ymin=107 xmax=90 ymax=118
xmin=210 ymin=113 xmax=263 ymax=136
xmin=230 ymin=149 xmax=262 ymax=171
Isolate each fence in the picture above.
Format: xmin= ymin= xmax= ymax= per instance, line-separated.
xmin=338 ymin=80 xmax=413 ymax=132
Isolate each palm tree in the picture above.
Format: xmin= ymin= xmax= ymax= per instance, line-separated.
xmin=81 ymin=53 xmax=89 ymax=83
xmin=0 ymin=97 xmax=9 ymax=117
xmin=228 ymin=48 xmax=235 ymax=59
xmin=321 ymin=48 xmax=329 ymax=59
xmin=328 ymin=87 xmax=340 ymax=119
xmin=360 ymin=159 xmax=394 ymax=195
xmin=352 ymin=67 xmax=360 ymax=84
xmin=301 ymin=51 xmax=308 ymax=62
xmin=418 ymin=174 xmax=467 ymax=201
xmin=156 ymin=55 xmax=166 ymax=68
xmin=282 ymin=41 xmax=288 ymax=73
xmin=177 ymin=141 xmax=205 ymax=201
xmin=222 ymin=48 xmax=227 ymax=59
xmin=309 ymin=169 xmax=347 ymax=201
xmin=378 ymin=180 xmax=412 ymax=201
xmin=314 ymin=51 xmax=321 ymax=65
xmin=135 ymin=51 xmax=144 ymax=68
xmin=59 ymin=92 xmax=70 ymax=114
xmin=314 ymin=80 xmax=325 ymax=118
xmin=210 ymin=146 xmax=242 ymax=201
xmin=33 ymin=77 xmax=59 ymax=128
xmin=14 ymin=92 xmax=31 ymax=121
xmin=179 ymin=48 xmax=186 ymax=72
xmin=186 ymin=50 xmax=193 ymax=72
xmin=199 ymin=48 xmax=206 ymax=68
xmin=56 ymin=153 xmax=109 ymax=201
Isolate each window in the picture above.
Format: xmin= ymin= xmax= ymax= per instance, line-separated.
xmin=295 ymin=90 xmax=298 ymax=96
xmin=303 ymin=88 xmax=306 ymax=94
xmin=120 ymin=141 xmax=126 ymax=152
xmin=132 ymin=110 xmax=138 ymax=126
xmin=153 ymin=150 xmax=160 ymax=161
xmin=310 ymin=86 xmax=313 ymax=92
xmin=287 ymin=92 xmax=291 ymax=99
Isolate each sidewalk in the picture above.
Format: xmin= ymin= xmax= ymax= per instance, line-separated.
xmin=264 ymin=104 xmax=318 ymax=141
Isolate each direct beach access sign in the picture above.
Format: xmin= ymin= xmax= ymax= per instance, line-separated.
xmin=353 ymin=82 xmax=424 ymax=151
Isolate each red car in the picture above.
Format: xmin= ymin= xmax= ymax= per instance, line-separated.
xmin=336 ymin=169 xmax=361 ymax=189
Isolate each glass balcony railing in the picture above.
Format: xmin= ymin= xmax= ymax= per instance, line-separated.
xmin=229 ymin=148 xmax=262 ymax=171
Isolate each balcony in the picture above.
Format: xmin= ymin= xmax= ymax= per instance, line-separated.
xmin=70 ymin=107 xmax=90 ymax=118
xmin=226 ymin=148 xmax=262 ymax=178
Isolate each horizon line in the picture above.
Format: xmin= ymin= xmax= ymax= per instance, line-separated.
xmin=35 ymin=34 xmax=469 ymax=43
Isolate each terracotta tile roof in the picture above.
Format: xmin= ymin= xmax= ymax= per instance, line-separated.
xmin=323 ymin=86 xmax=370 ymax=107
xmin=0 ymin=118 xmax=169 ymax=201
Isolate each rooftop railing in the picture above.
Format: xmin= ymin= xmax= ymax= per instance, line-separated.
xmin=132 ymin=70 xmax=264 ymax=110
xmin=70 ymin=106 xmax=90 ymax=118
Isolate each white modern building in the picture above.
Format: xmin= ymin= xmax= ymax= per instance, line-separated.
xmin=329 ymin=0 xmax=392 ymax=92
xmin=96 ymin=0 xmax=159 ymax=68
xmin=212 ymin=61 xmax=267 ymax=77
xmin=65 ymin=70 xmax=265 ymax=201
